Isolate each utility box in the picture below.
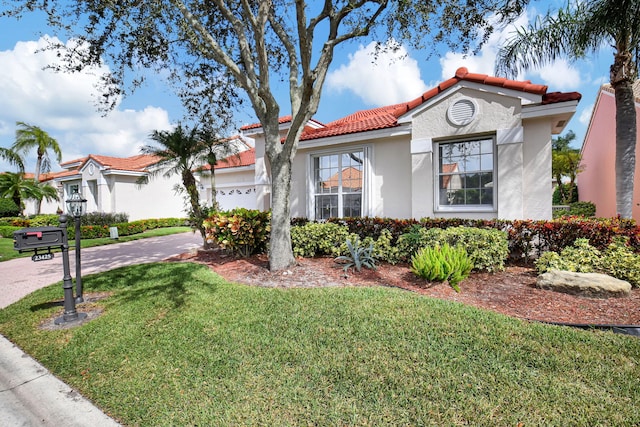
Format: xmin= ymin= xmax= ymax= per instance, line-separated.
xmin=13 ymin=227 xmax=65 ymax=252
xmin=109 ymin=226 xmax=119 ymax=239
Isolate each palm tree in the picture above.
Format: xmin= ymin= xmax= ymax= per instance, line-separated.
xmin=0 ymin=147 xmax=25 ymax=172
xmin=0 ymin=172 xmax=59 ymax=216
xmin=11 ymin=122 xmax=63 ymax=214
xmin=552 ymin=131 xmax=583 ymax=204
xmin=197 ymin=129 xmax=241 ymax=212
xmin=496 ymin=0 xmax=640 ymax=218
xmin=140 ymin=124 xmax=233 ymax=248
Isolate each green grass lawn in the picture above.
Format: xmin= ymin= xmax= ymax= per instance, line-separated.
xmin=0 ymin=262 xmax=638 ymax=426
xmin=0 ymin=226 xmax=193 ymax=262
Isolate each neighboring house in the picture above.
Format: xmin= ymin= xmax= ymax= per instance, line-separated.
xmin=197 ymin=145 xmax=257 ymax=211
xmin=34 ymin=154 xmax=187 ymax=220
xmin=578 ymin=81 xmax=640 ymax=221
xmin=242 ymin=67 xmax=581 ymax=221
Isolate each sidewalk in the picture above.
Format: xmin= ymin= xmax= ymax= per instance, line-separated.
xmin=0 ymin=232 xmax=203 ymax=426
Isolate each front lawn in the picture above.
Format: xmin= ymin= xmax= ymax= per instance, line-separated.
xmin=0 ymin=262 xmax=638 ymax=425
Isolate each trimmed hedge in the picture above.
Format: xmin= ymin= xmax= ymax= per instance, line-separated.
xmin=0 ymin=226 xmax=21 ymax=238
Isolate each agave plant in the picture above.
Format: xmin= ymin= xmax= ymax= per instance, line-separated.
xmin=335 ymin=237 xmax=377 ymax=273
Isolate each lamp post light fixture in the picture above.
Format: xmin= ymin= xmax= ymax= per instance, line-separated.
xmin=66 ymin=189 xmax=87 ymax=303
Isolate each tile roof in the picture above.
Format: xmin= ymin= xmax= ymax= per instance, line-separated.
xmin=84 ymin=154 xmax=162 ymax=171
xmin=299 ymin=67 xmax=581 ymax=141
xmin=24 ymin=170 xmax=78 ymax=183
xmin=199 ymin=148 xmax=256 ymax=171
xmin=240 ymin=115 xmax=293 ymax=131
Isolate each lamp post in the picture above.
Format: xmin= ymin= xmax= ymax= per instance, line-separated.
xmin=66 ymin=189 xmax=87 ymax=303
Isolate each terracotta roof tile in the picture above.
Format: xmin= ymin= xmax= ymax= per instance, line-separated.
xmin=298 ymin=66 xmax=580 ymax=141
xmin=199 ymin=148 xmax=256 ymax=171
xmin=240 ymin=115 xmax=293 ymax=131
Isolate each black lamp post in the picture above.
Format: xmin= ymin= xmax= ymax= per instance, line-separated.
xmin=66 ymin=189 xmax=87 ymax=303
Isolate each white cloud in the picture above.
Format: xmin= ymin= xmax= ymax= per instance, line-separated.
xmin=326 ymin=40 xmax=428 ymax=106
xmin=579 ymin=103 xmax=594 ymax=126
xmin=0 ymin=36 xmax=172 ymax=171
xmin=439 ymin=11 xmax=582 ymax=91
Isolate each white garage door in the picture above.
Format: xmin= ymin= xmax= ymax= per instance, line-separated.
xmin=216 ymin=186 xmax=256 ymax=211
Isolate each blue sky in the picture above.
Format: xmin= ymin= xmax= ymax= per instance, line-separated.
xmin=0 ymin=1 xmax=611 ymax=173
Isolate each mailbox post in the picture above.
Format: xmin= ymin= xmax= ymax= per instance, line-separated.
xmin=13 ymin=215 xmax=87 ymax=325
xmin=56 ymin=215 xmax=87 ymax=324
xmin=66 ymin=190 xmax=87 ymax=303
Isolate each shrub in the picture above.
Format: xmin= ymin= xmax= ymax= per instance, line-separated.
xmin=28 ymin=214 xmax=61 ymax=227
xmin=204 ymin=209 xmax=271 ymax=257
xmin=291 ymin=222 xmax=349 ymax=257
xmin=0 ymin=198 xmax=20 ymax=217
xmin=80 ymin=212 xmax=129 ymax=226
xmin=0 ymin=226 xmax=21 ymax=238
xmin=397 ymin=226 xmax=507 ymax=272
xmin=567 ymin=201 xmax=596 ymax=217
xmin=536 ymin=237 xmax=640 ymax=287
xmin=552 ymin=183 xmax=578 ymax=205
xmin=372 ymin=228 xmax=401 ymax=264
xmin=410 ymin=244 xmax=473 ymax=292
xmin=334 ymin=237 xmax=377 ymax=272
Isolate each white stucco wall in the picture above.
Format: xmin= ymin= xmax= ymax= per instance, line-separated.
xmin=112 ymin=174 xmax=186 ymax=221
xmin=200 ymin=167 xmax=257 ymax=211
xmin=521 ymin=118 xmax=553 ymax=220
xmin=408 ymin=87 xmax=540 ymax=220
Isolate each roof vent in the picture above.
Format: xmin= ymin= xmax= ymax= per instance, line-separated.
xmin=447 ymin=98 xmax=478 ymax=126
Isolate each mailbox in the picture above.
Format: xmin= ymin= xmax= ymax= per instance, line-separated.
xmin=13 ymin=226 xmax=65 ymax=252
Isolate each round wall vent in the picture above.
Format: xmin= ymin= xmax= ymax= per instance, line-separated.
xmin=447 ymin=98 xmax=478 ymax=126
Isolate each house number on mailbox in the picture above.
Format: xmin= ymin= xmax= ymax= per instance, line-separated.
xmin=32 ymin=252 xmax=55 ymax=262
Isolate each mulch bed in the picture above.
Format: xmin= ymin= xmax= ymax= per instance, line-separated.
xmin=170 ymin=250 xmax=640 ymax=327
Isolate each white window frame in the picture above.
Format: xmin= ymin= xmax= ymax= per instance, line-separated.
xmin=307 ymin=146 xmax=371 ymax=220
xmin=434 ymin=136 xmax=497 ymax=213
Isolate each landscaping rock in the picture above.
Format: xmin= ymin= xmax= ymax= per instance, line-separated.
xmin=536 ymin=270 xmax=631 ymax=298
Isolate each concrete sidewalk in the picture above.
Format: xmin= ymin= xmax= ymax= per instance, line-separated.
xmin=0 ymin=232 xmax=203 ymax=426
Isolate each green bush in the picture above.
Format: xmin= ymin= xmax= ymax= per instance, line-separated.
xmin=567 ymin=201 xmax=596 ymax=217
xmin=291 ymin=222 xmax=349 ymax=257
xmin=81 ymin=212 xmax=129 ymax=226
xmin=0 ymin=226 xmax=21 ymax=238
xmin=410 ymin=244 xmax=473 ymax=292
xmin=552 ymin=183 xmax=578 ymax=205
xmin=0 ymin=198 xmax=20 ymax=217
xmin=204 ymin=209 xmax=271 ymax=257
xmin=28 ymin=214 xmax=61 ymax=227
xmin=536 ymin=238 xmax=640 ymax=287
xmin=397 ymin=226 xmax=508 ymax=272
xmin=372 ymin=228 xmax=401 ymax=264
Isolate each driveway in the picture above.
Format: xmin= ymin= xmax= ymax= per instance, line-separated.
xmin=0 ymin=231 xmax=203 ymax=309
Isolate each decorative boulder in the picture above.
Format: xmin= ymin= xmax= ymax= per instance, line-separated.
xmin=536 ymin=270 xmax=631 ymax=298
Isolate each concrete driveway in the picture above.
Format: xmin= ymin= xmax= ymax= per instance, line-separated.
xmin=0 ymin=231 xmax=203 ymax=309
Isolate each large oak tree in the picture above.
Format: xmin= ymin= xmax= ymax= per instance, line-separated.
xmin=2 ymin=0 xmax=526 ymax=270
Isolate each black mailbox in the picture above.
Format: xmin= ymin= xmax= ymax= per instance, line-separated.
xmin=14 ymin=226 xmax=65 ymax=252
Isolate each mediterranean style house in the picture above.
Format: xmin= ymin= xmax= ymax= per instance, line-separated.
xmin=35 ymin=154 xmax=186 ymax=220
xmin=26 ymin=67 xmax=580 ymax=222
xmin=242 ymin=67 xmax=581 ymax=221
xmin=578 ymin=81 xmax=640 ymax=221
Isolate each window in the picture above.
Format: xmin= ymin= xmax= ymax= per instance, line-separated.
xmin=312 ymin=150 xmax=364 ymax=220
xmin=436 ymin=137 xmax=494 ymax=209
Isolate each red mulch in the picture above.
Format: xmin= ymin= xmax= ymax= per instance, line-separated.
xmin=170 ymin=250 xmax=640 ymax=326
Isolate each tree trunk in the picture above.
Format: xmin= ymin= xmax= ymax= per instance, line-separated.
xmin=182 ymin=170 xmax=211 ymax=250
xmin=613 ymin=80 xmax=637 ymax=219
xmin=34 ymin=155 xmax=42 ymax=215
xmin=267 ymin=150 xmax=296 ymax=271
